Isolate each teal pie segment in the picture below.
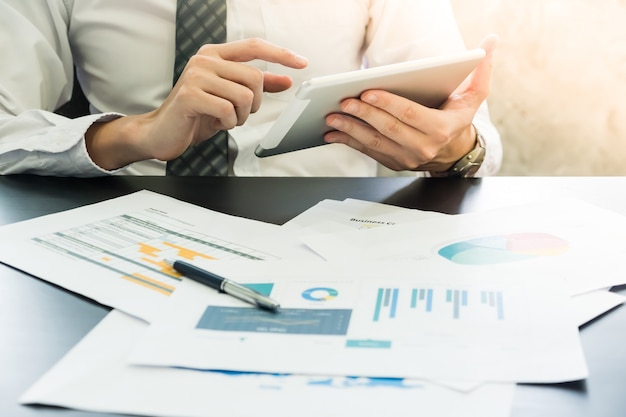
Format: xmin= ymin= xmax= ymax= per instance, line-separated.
xmin=438 ymin=233 xmax=569 ymax=265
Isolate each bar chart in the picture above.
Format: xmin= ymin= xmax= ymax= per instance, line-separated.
xmin=32 ymin=210 xmax=279 ymax=295
xmin=372 ymin=286 xmax=505 ymax=322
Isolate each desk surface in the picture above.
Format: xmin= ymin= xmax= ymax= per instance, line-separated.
xmin=1 ymin=175 xmax=625 ymax=417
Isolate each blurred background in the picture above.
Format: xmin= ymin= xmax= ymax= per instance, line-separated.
xmin=450 ymin=0 xmax=626 ymax=175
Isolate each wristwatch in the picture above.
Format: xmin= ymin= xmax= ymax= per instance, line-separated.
xmin=444 ymin=127 xmax=486 ymax=178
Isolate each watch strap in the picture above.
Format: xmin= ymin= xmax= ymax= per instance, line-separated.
xmin=443 ymin=127 xmax=486 ymax=178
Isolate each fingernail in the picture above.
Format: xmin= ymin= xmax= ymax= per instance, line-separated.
xmin=362 ymin=93 xmax=378 ymax=104
xmin=295 ymin=54 xmax=308 ymax=66
xmin=343 ymin=102 xmax=358 ymax=113
xmin=324 ymin=132 xmax=338 ymax=143
xmin=327 ymin=116 xmax=343 ymax=129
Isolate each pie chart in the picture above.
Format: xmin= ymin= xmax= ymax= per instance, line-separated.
xmin=437 ymin=232 xmax=569 ymax=265
xmin=302 ymin=287 xmax=339 ymax=301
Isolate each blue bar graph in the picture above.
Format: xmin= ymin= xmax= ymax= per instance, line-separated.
xmin=374 ymin=287 xmax=505 ymax=322
xmin=373 ymin=288 xmax=399 ymax=321
xmin=445 ymin=289 xmax=469 ymax=319
xmin=481 ymin=290 xmax=505 ymax=320
xmin=410 ymin=288 xmax=433 ymax=312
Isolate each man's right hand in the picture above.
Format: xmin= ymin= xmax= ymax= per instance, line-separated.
xmin=85 ymin=38 xmax=308 ymax=171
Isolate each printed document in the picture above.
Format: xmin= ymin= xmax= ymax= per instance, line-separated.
xmin=0 ymin=190 xmax=311 ymax=322
xmin=302 ymin=199 xmax=626 ymax=295
xmin=20 ymin=309 xmax=516 ymax=417
xmin=128 ymin=260 xmax=588 ymax=383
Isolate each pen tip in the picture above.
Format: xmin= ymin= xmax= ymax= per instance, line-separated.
xmin=267 ymin=303 xmax=281 ymax=313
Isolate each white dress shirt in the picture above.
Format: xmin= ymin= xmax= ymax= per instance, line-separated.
xmin=0 ymin=0 xmax=501 ymax=177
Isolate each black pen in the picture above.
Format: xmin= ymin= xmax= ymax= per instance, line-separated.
xmin=164 ymin=259 xmax=281 ymax=312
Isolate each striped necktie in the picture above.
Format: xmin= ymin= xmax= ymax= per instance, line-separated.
xmin=166 ymin=0 xmax=228 ymax=176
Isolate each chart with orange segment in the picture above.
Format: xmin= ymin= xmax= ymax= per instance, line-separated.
xmin=0 ymin=191 xmax=291 ymax=322
xmin=32 ymin=211 xmax=280 ymax=296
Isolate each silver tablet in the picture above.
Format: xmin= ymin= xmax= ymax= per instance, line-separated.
xmin=255 ymin=48 xmax=486 ymax=158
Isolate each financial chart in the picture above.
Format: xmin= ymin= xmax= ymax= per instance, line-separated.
xmin=32 ymin=210 xmax=279 ymax=295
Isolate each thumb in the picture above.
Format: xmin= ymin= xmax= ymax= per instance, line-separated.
xmin=471 ymin=34 xmax=499 ymax=97
xmin=443 ymin=35 xmax=498 ymax=109
xmin=449 ymin=34 xmax=499 ymax=108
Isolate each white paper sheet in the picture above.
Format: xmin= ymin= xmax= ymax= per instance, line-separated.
xmin=283 ymin=198 xmax=445 ymax=232
xmin=571 ymin=288 xmax=625 ymax=326
xmin=20 ymin=310 xmax=516 ymax=417
xmin=128 ymin=260 xmax=588 ymax=383
xmin=0 ymin=190 xmax=312 ymax=322
xmin=302 ymin=199 xmax=626 ymax=295
xmin=21 ymin=284 xmax=615 ymax=417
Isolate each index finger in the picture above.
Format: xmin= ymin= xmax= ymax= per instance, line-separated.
xmin=358 ymin=89 xmax=435 ymax=133
xmin=214 ymin=38 xmax=309 ymax=69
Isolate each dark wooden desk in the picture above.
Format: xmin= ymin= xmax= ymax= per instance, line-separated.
xmin=1 ymin=175 xmax=625 ymax=417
